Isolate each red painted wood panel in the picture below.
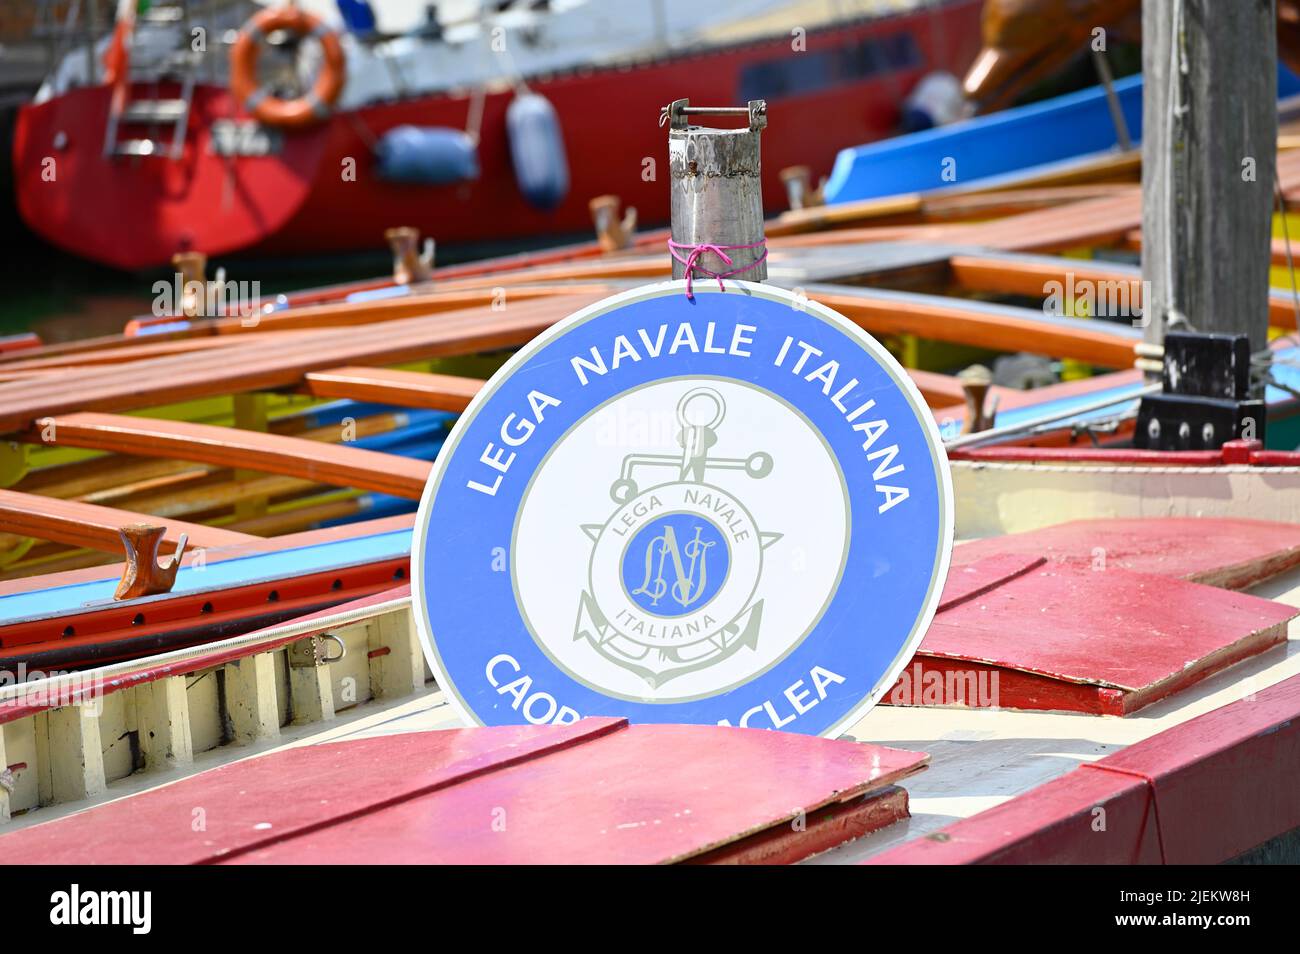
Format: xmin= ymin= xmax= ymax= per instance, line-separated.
xmin=921 ymin=564 xmax=1294 ymax=695
xmin=953 ymin=517 xmax=1300 ymax=590
xmin=886 ymin=657 xmax=1131 ymax=715
xmin=904 ymin=514 xmax=1300 ymax=713
xmin=0 ymin=719 xmax=927 ymax=865
xmin=947 ymin=445 xmax=1300 ymax=466
xmin=869 ymin=672 xmax=1300 ymax=864
xmin=0 ymin=562 xmax=408 ymax=671
xmin=937 ymin=553 xmax=1046 ymax=612
xmin=685 ymin=786 xmax=911 ymax=865
xmin=947 ymin=446 xmax=1225 ymax=465
xmin=885 ymin=551 xmax=1296 ymax=714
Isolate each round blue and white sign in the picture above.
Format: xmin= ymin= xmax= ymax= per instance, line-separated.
xmin=411 ymin=281 xmax=953 ymax=737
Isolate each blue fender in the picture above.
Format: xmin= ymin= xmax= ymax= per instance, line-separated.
xmin=374 ymin=126 xmax=480 ymax=186
xmin=507 ymin=91 xmax=570 ymax=211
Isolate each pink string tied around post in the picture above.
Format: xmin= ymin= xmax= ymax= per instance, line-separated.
xmin=668 ymin=240 xmax=768 ymax=300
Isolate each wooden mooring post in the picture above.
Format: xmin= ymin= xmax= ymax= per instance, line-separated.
xmin=664 ymin=99 xmax=768 ymax=285
xmin=1141 ymin=0 xmax=1277 ymax=357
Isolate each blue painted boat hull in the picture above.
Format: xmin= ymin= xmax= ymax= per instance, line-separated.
xmin=824 ymin=70 xmax=1300 ymax=204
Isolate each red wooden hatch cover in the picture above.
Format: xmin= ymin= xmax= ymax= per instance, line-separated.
xmin=883 ymin=518 xmax=1300 ymax=715
xmin=0 ymin=718 xmax=927 ymax=865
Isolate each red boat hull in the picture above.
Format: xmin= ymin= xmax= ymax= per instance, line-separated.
xmin=14 ymin=2 xmax=982 ymax=270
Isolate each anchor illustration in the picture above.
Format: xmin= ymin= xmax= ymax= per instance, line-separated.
xmin=607 ymin=387 xmax=774 ymax=503
xmin=575 ymin=386 xmax=782 ymax=688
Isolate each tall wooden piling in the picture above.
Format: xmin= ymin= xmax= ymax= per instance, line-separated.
xmin=666 ymin=99 xmax=768 ymax=284
xmin=1141 ymin=0 xmax=1277 ymax=356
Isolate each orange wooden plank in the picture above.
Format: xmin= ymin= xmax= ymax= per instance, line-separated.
xmin=0 ymin=293 xmax=600 ymax=434
xmin=0 ymin=489 xmax=254 ymax=553
xmin=930 ymin=368 xmax=1145 ymax=427
xmin=303 ymin=366 xmax=484 ymax=412
xmin=767 ymin=153 xmax=1141 ymax=237
xmin=769 ymin=190 xmax=1143 ymax=254
xmin=0 ymin=329 xmax=321 ymax=373
xmin=811 ymin=288 xmax=1139 ymax=368
xmin=782 ymin=149 xmax=1300 ymax=257
xmin=950 ymin=253 xmax=1300 ymax=330
xmin=905 ymin=367 xmax=1016 ymax=409
xmin=950 ymin=254 xmax=1143 ymax=304
xmin=273 ymin=235 xmax=646 ymax=309
xmin=198 ymin=283 xmax=618 ymax=336
xmin=920 ymin=184 xmax=1137 ymax=223
xmin=906 ymin=368 xmax=967 ymax=408
xmin=0 ymin=326 xmax=212 ymax=367
xmin=25 ymin=413 xmax=432 ymax=500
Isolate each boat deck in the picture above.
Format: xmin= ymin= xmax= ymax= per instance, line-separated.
xmin=4 ymin=555 xmax=1296 ymax=863
xmin=4 ymin=95 xmax=1300 ymax=863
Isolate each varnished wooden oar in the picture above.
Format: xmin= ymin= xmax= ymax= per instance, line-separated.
xmin=906 ymin=368 xmax=1012 ymax=409
xmin=810 ymin=286 xmax=1140 ymax=369
xmin=16 ymin=411 xmax=412 ymax=503
xmin=767 ymin=151 xmax=1142 ymax=236
xmin=950 ymin=251 xmax=1300 ymax=330
xmin=302 ymin=367 xmax=484 ymax=411
xmin=0 ymin=489 xmax=254 ymax=553
xmin=23 ymin=413 xmax=433 ymax=500
xmin=0 ymin=329 xmax=322 ymax=373
xmin=0 ymin=294 xmax=602 ymax=434
xmin=305 ymin=364 xmax=996 ymax=413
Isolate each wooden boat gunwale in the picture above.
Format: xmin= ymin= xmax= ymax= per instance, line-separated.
xmin=865 ymin=669 xmax=1300 ymax=865
xmin=6 ymin=520 xmax=1300 ymax=863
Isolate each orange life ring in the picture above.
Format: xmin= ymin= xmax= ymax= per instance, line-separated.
xmin=229 ymin=6 xmax=346 ymax=130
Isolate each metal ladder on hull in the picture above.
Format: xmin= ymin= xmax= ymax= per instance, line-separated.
xmin=102 ymin=2 xmax=200 ymax=159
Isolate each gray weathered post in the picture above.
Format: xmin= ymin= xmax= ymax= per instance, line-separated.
xmin=86 ymin=0 xmax=101 ymax=85
xmin=665 ymin=99 xmax=768 ymax=284
xmin=1141 ymin=0 xmax=1277 ymax=357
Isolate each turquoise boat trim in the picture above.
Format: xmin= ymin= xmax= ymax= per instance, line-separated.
xmin=0 ymin=528 xmax=413 ymax=626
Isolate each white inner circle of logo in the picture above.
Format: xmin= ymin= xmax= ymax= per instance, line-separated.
xmin=512 ymin=377 xmax=850 ymax=703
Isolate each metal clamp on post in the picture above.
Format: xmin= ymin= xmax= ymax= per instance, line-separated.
xmin=1133 ymin=331 xmax=1266 ymax=450
xmin=660 ymin=98 xmax=767 ymax=131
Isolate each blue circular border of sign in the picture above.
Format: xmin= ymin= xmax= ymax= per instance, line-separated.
xmin=410 ymin=281 xmax=954 ymax=737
